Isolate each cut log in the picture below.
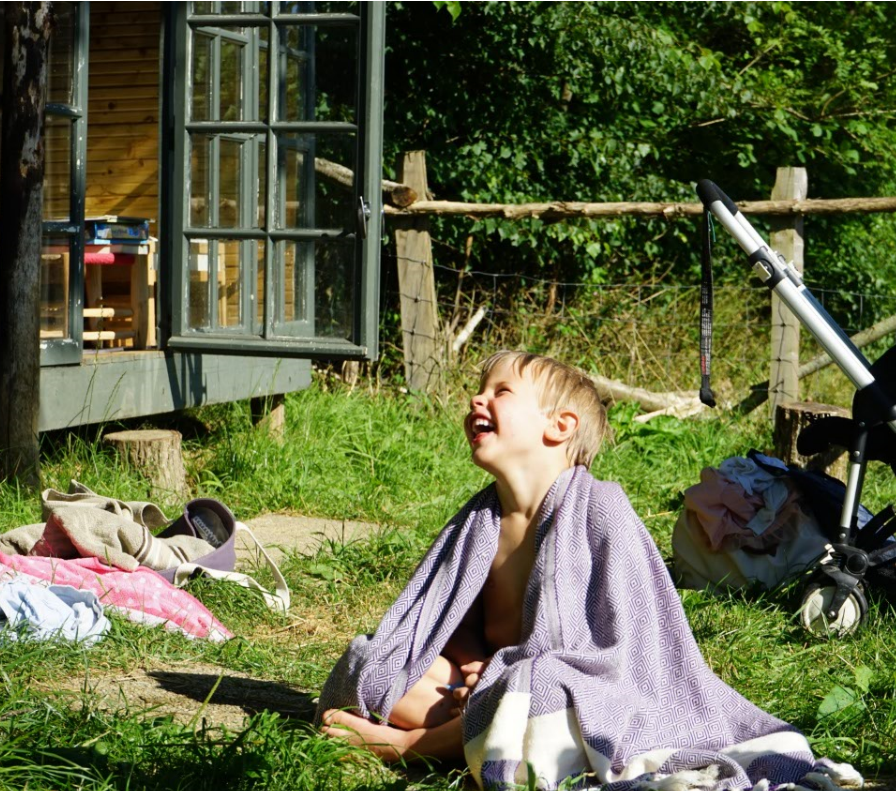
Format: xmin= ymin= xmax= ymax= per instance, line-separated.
xmin=773 ymin=401 xmax=849 ymax=481
xmin=251 ymin=394 xmax=286 ymax=441
xmin=104 ymin=429 xmax=189 ymax=505
xmin=340 ymin=360 xmax=360 ymax=388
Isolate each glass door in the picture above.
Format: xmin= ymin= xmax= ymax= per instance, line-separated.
xmin=164 ymin=1 xmax=384 ymax=359
xmin=41 ymin=1 xmax=88 ymax=365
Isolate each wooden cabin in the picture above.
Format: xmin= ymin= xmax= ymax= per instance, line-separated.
xmin=15 ymin=1 xmax=384 ymax=431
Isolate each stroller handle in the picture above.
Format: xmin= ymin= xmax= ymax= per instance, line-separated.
xmin=695 ymin=179 xmax=876 ymax=393
xmin=696 ymin=180 xmax=738 ymax=216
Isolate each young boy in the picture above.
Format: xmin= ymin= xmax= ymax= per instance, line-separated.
xmin=317 ymin=352 xmax=850 ymax=791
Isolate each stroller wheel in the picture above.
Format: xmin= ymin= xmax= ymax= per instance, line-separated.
xmin=799 ymin=581 xmax=867 ymax=636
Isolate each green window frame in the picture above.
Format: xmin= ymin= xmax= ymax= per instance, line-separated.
xmin=163 ymin=1 xmax=384 ymax=359
xmin=41 ymin=1 xmax=89 ymax=366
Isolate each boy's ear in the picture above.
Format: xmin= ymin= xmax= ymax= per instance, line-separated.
xmin=544 ymin=409 xmax=579 ymax=444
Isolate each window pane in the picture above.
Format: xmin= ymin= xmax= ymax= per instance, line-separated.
xmin=41 ymin=237 xmax=71 ymax=340
xmin=278 ymin=132 xmax=355 ymax=231
xmin=192 ymin=33 xmax=213 ymax=122
xmin=278 ymin=24 xmax=310 ymax=122
xmin=255 ymin=239 xmax=265 ymax=333
xmin=191 ymin=1 xmax=214 ymax=13
xmin=220 ymin=37 xmax=244 ymax=121
xmin=219 ymin=137 xmax=242 ymax=228
xmin=220 ymin=241 xmax=242 ymax=328
xmin=280 ymin=138 xmax=310 ymax=229
xmin=258 ymin=27 xmax=269 ymax=121
xmin=278 ymin=1 xmax=357 ymax=13
xmin=311 ymin=2 xmax=360 ymax=13
xmin=281 ymin=240 xmax=310 ymax=323
xmin=190 ymin=134 xmax=212 ymax=227
xmin=189 ymin=240 xmax=213 ymax=329
xmin=275 ymin=24 xmax=356 ymax=124
xmin=47 ymin=3 xmax=74 ymax=106
xmin=314 ymin=133 xmax=355 ymax=228
xmin=315 ymin=240 xmax=355 ymax=340
xmin=252 ymin=240 xmax=266 ymax=335
xmin=313 ymin=24 xmax=357 ymax=123
xmin=257 ymin=139 xmax=267 ymax=226
xmin=43 ymin=115 xmax=71 ymax=221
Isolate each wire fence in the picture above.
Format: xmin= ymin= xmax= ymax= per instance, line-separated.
xmin=381 ymin=251 xmax=896 ymax=408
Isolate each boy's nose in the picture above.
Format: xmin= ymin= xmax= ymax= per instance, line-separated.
xmin=470 ymin=392 xmax=487 ymax=409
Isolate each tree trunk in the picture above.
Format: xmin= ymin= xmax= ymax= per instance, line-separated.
xmin=0 ymin=3 xmax=52 ymax=487
xmin=251 ymin=393 xmax=286 ymax=441
xmin=773 ymin=401 xmax=849 ymax=481
xmin=104 ymin=429 xmax=190 ymax=506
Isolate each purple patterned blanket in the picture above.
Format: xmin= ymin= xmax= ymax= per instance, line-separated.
xmin=318 ymin=467 xmax=856 ymax=790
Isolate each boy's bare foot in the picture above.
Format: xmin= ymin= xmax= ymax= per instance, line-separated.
xmin=321 ymin=709 xmax=410 ymax=762
xmin=321 ymin=708 xmax=465 ymax=763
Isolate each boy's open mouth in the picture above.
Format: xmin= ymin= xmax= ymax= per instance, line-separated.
xmin=470 ymin=418 xmax=495 ymax=441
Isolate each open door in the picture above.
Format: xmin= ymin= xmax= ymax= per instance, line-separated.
xmin=163 ymin=1 xmax=384 ymax=359
xmin=40 ymin=1 xmax=88 ymax=365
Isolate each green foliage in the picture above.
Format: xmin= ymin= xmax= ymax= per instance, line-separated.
xmin=384 ymin=2 xmax=896 ymax=311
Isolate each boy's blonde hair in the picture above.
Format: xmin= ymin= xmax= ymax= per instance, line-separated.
xmin=479 ymin=350 xmax=609 ymax=468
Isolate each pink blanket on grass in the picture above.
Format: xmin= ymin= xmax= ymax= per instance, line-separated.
xmin=0 ymin=553 xmax=231 ymax=642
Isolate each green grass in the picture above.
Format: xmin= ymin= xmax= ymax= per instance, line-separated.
xmin=0 ymin=375 xmax=893 ymax=789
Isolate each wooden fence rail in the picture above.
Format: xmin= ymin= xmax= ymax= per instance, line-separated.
xmin=385 ymin=196 xmax=896 ymax=219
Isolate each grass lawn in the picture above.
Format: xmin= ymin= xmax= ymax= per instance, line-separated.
xmin=0 ymin=376 xmax=893 ymax=790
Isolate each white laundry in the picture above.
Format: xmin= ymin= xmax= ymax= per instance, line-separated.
xmin=718 ymin=456 xmax=791 ymax=535
xmin=0 ymin=580 xmax=110 ymax=646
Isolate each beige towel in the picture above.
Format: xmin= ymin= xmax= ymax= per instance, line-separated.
xmin=1 ymin=481 xmax=212 ymax=573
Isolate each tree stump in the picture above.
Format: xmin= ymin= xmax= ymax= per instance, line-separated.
xmin=774 ymin=401 xmax=850 ymax=481
xmin=250 ymin=394 xmax=286 ymax=442
xmin=104 ymin=429 xmax=190 ymax=506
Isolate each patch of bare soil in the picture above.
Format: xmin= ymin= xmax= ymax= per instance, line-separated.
xmin=51 ymin=662 xmax=316 ymax=733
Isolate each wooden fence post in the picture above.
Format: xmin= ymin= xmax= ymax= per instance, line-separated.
xmin=0 ymin=3 xmax=52 ymax=487
xmin=392 ymin=151 xmax=442 ymax=392
xmin=768 ymin=167 xmax=808 ymax=418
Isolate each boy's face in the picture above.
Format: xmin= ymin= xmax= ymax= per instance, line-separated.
xmin=465 ymin=358 xmax=551 ymax=474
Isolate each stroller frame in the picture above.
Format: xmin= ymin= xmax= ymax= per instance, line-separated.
xmin=696 ymin=180 xmax=896 ymax=633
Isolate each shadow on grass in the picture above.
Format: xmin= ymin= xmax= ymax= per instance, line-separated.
xmin=147 ymin=670 xmax=317 ymax=722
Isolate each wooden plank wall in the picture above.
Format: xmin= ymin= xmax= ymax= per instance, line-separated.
xmin=86 ymin=2 xmax=161 ymax=232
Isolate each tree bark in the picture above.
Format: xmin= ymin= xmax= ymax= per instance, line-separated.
xmin=104 ymin=429 xmax=190 ymax=506
xmin=773 ymin=401 xmax=849 ymax=481
xmin=0 ymin=3 xmax=52 ymax=487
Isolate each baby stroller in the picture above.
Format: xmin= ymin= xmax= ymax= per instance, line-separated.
xmin=695 ymin=180 xmax=896 ymax=636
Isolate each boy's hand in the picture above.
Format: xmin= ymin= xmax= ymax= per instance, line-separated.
xmin=450 ymin=659 xmax=491 ymax=713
